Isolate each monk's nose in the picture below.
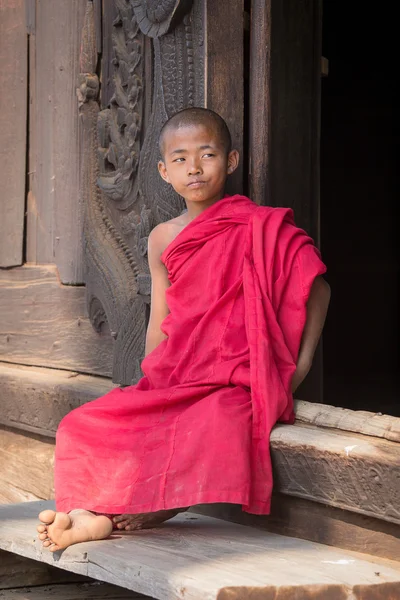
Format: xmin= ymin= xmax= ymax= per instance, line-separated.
xmin=187 ymin=161 xmax=202 ymax=175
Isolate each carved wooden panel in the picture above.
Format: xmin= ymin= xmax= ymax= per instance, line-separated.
xmin=79 ymin=0 xmax=205 ymax=385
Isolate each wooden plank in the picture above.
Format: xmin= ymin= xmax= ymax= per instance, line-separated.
xmin=0 ymin=0 xmax=27 ymax=267
xmin=0 ymin=428 xmax=54 ymax=504
xmin=25 ymin=0 xmax=36 ymax=34
xmin=205 ymin=0 xmax=243 ymax=196
xmin=271 ymin=423 xmax=400 ymax=525
xmin=194 ymin=493 xmax=400 ymax=562
xmin=0 ymin=550 xmax=87 ymax=590
xmin=0 ymin=265 xmax=114 ymax=376
xmin=295 ymin=399 xmax=400 ymax=442
xmin=0 ymin=581 xmax=145 ymax=598
xmin=0 ymin=362 xmax=115 ymax=437
xmin=26 ymin=0 xmax=87 ymax=283
xmin=248 ymin=0 xmax=271 ymax=205
xmin=1 ymin=501 xmax=400 ymax=599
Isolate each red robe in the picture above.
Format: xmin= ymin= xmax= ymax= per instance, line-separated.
xmin=55 ymin=195 xmax=326 ymax=515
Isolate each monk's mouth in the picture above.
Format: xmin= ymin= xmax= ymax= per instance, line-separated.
xmin=187 ymin=181 xmax=206 ymax=188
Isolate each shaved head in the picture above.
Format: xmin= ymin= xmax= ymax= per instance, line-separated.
xmin=159 ymin=107 xmax=232 ymax=158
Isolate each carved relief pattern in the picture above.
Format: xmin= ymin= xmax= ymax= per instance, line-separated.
xmin=79 ymin=0 xmax=203 ymax=385
xmin=271 ymin=438 xmax=400 ymax=524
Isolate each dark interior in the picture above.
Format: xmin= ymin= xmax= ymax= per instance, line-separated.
xmin=321 ymin=2 xmax=398 ymax=416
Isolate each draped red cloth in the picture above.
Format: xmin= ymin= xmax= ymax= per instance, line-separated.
xmin=55 ymin=195 xmax=326 ymax=515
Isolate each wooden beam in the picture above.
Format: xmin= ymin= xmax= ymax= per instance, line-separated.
xmin=0 ymin=0 xmax=27 ymax=267
xmin=1 ymin=581 xmax=144 ymax=598
xmin=0 ymin=265 xmax=114 ymax=377
xmin=194 ymin=493 xmax=400 ymax=562
xmin=0 ymin=550 xmax=87 ymax=590
xmin=26 ymin=0 xmax=87 ymax=283
xmin=295 ymin=399 xmax=400 ymax=442
xmin=205 ymin=0 xmax=244 ymax=195
xmin=1 ymin=501 xmax=400 ymax=599
xmin=0 ymin=427 xmax=54 ymax=504
xmin=0 ymin=362 xmax=115 ymax=437
xmin=271 ymin=423 xmax=400 ymax=525
xmin=248 ymin=0 xmax=271 ymax=205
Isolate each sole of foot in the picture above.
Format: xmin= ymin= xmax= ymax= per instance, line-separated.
xmin=37 ymin=509 xmax=113 ymax=552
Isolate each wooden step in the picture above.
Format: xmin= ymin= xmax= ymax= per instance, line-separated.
xmin=0 ymin=582 xmax=147 ymax=599
xmin=1 ymin=501 xmax=399 ymax=600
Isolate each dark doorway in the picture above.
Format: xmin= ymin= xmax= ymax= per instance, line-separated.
xmin=321 ymin=3 xmax=398 ymax=415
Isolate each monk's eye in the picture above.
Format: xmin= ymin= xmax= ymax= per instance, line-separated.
xmin=173 ymin=157 xmax=185 ymax=163
xmin=203 ymin=153 xmax=215 ymax=158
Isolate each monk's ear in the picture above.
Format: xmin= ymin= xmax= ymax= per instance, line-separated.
xmin=158 ymin=160 xmax=170 ymax=183
xmin=227 ymin=150 xmax=240 ymax=175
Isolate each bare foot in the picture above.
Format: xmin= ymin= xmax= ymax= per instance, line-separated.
xmin=113 ymin=507 xmax=188 ymax=531
xmin=37 ymin=509 xmax=113 ymax=552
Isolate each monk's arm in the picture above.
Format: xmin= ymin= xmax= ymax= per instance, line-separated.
xmin=291 ymin=276 xmax=331 ymax=393
xmin=145 ymin=226 xmax=171 ymax=356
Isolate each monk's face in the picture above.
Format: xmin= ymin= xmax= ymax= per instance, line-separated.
xmin=158 ymin=124 xmax=239 ymax=205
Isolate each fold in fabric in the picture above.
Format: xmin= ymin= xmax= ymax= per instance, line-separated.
xmin=55 ymin=195 xmax=326 ymax=515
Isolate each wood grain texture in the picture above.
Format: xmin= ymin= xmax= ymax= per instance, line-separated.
xmin=194 ymin=493 xmax=400 ymax=562
xmin=268 ymin=0 xmax=322 ymax=240
xmin=271 ymin=423 xmax=400 ymax=525
xmin=205 ymin=0 xmax=244 ymax=196
xmin=0 ymin=428 xmax=54 ymax=504
xmin=0 ymin=581 xmax=145 ymax=598
xmin=0 ymin=265 xmax=114 ymax=376
xmin=248 ymin=0 xmax=271 ymax=205
xmin=0 ymin=362 xmax=115 ymax=437
xmin=0 ymin=0 xmax=27 ymax=267
xmin=0 ymin=550 xmax=87 ymax=590
xmin=1 ymin=501 xmax=400 ymax=599
xmin=295 ymin=399 xmax=400 ymax=442
xmin=26 ymin=0 xmax=87 ymax=283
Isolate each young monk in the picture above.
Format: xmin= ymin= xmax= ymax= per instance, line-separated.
xmin=37 ymin=107 xmax=330 ymax=551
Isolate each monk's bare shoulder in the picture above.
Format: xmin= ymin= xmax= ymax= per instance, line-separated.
xmin=148 ymin=214 xmax=189 ymax=259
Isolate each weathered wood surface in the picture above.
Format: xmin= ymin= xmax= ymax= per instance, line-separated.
xmin=0 ymin=265 xmax=113 ymax=376
xmin=0 ymin=0 xmax=27 ymax=267
xmin=205 ymin=0 xmax=243 ymax=196
xmin=0 ymin=582 xmax=146 ymax=599
xmin=271 ymin=423 xmax=400 ymax=525
xmin=295 ymin=399 xmax=400 ymax=442
xmin=0 ymin=428 xmax=54 ymax=504
xmin=26 ymin=0 xmax=86 ymax=283
xmin=1 ymin=501 xmax=400 ymax=599
xmin=0 ymin=549 xmax=87 ymax=589
xmin=0 ymin=363 xmax=115 ymax=437
xmin=248 ymin=0 xmax=271 ymax=205
xmin=195 ymin=492 xmax=400 ymax=562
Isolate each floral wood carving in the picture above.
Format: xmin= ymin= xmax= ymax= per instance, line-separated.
xmin=80 ymin=0 xmax=204 ymax=385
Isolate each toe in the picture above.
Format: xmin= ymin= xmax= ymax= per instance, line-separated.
xmin=38 ymin=532 xmax=48 ymax=541
xmin=37 ymin=525 xmax=47 ymax=534
xmin=116 ymin=521 xmax=129 ymax=529
xmin=39 ymin=509 xmax=56 ymax=524
xmin=42 ymin=540 xmax=52 ymax=547
xmin=113 ymin=515 xmax=125 ymax=523
xmin=49 ymin=544 xmax=60 ymax=553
